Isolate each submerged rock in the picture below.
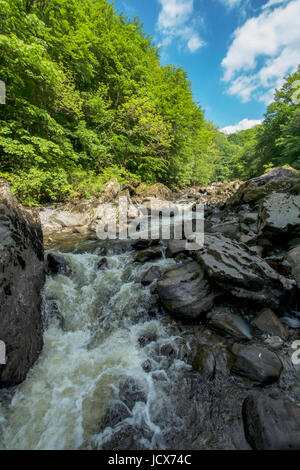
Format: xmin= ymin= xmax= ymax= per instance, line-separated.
xmin=243 ymin=393 xmax=300 ymax=450
xmin=252 ymin=308 xmax=288 ymax=340
xmin=157 ymin=262 xmax=220 ymax=320
xmin=195 ymin=234 xmax=295 ymax=308
xmin=118 ymin=377 xmax=147 ymax=410
xmin=97 ymin=257 xmax=108 ymax=271
xmin=0 ymin=180 xmax=44 ymax=387
xmin=46 ymin=253 xmax=72 ymax=276
xmin=134 ymin=246 xmax=162 ymax=263
xmin=141 ymin=266 xmax=163 ymax=286
xmin=192 ymin=344 xmax=216 ymax=380
xmin=231 ymin=343 xmax=283 ymax=385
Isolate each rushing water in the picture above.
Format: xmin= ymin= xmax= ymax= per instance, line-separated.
xmin=0 ymin=239 xmax=197 ymax=450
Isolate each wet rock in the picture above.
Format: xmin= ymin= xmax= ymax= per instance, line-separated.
xmin=192 ymin=344 xmax=216 ymax=380
xmin=138 ymin=331 xmax=157 ymax=347
xmin=141 ymin=266 xmax=163 ymax=286
xmin=118 ymin=377 xmax=147 ymax=410
xmin=243 ymin=393 xmax=300 ymax=450
xmin=208 ymin=310 xmax=252 ymax=340
xmin=0 ymin=180 xmax=44 ymax=387
xmin=231 ymin=343 xmax=283 ymax=385
xmin=210 ymin=222 xmax=240 ymax=240
xmin=264 ymin=336 xmax=284 ymax=350
xmin=134 ymin=246 xmax=162 ymax=263
xmin=44 ymin=298 xmax=65 ymax=329
xmin=166 ymin=240 xmax=188 ymax=258
xmin=142 ymin=360 xmax=152 ymax=373
xmin=97 ymin=257 xmax=108 ymax=271
xmin=46 ymin=253 xmax=72 ymax=277
xmin=285 ymin=245 xmax=300 ymax=288
xmin=101 ymin=401 xmax=131 ymax=429
xmin=252 ymin=308 xmax=288 ymax=340
xmin=132 ymin=239 xmax=159 ymax=251
xmin=195 ymin=234 xmax=295 ymax=308
xmin=230 ymin=167 xmax=299 ymax=206
xmin=157 ymin=262 xmax=220 ymax=320
xmin=259 ymin=192 xmax=300 ymax=240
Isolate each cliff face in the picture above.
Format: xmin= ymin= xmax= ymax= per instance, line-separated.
xmin=0 ymin=180 xmax=45 ymax=387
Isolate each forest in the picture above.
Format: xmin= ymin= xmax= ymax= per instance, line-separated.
xmin=0 ymin=0 xmax=299 ymax=205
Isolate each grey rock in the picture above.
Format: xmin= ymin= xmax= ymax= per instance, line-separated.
xmin=208 ymin=311 xmax=252 ymax=340
xmin=231 ymin=343 xmax=283 ymax=385
xmin=252 ymin=308 xmax=288 ymax=340
xmin=243 ymin=393 xmax=300 ymax=450
xmin=0 ymin=180 xmax=44 ymax=387
xmin=46 ymin=253 xmax=72 ymax=276
xmin=166 ymin=240 xmax=188 ymax=258
xmin=101 ymin=401 xmax=131 ymax=429
xmin=192 ymin=344 xmax=216 ymax=380
xmin=195 ymin=234 xmax=295 ymax=308
xmin=141 ymin=266 xmax=163 ymax=286
xmin=134 ymin=246 xmax=162 ymax=263
xmin=285 ymin=245 xmax=300 ymax=288
xmin=119 ymin=377 xmax=147 ymax=410
xmin=157 ymin=262 xmax=220 ymax=320
xmin=259 ymin=192 xmax=300 ymax=239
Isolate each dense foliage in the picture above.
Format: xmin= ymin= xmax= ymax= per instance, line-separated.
xmin=0 ymin=0 xmax=299 ymax=205
xmin=230 ymin=66 xmax=300 ymax=179
xmin=0 ymin=0 xmax=236 ymax=205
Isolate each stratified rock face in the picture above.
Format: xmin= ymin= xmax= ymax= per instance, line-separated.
xmin=195 ymin=234 xmax=295 ymax=308
xmin=231 ymin=344 xmax=282 ymax=385
xmin=157 ymin=262 xmax=219 ymax=320
xmin=259 ymin=193 xmax=300 ymax=239
xmin=0 ymin=180 xmax=45 ymax=387
xmin=229 ymin=167 xmax=299 ymax=206
xmin=243 ymin=393 xmax=300 ymax=450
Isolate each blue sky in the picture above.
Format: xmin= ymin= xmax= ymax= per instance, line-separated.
xmin=113 ymin=0 xmax=300 ymax=132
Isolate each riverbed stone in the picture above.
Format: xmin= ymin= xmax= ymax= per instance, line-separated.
xmin=134 ymin=246 xmax=162 ymax=263
xmin=252 ymin=308 xmax=288 ymax=340
xmin=243 ymin=392 xmax=300 ymax=450
xmin=195 ymin=233 xmax=295 ymax=308
xmin=46 ymin=253 xmax=72 ymax=276
xmin=192 ymin=344 xmax=216 ymax=380
xmin=141 ymin=266 xmax=163 ymax=286
xmin=157 ymin=261 xmax=220 ymax=320
xmin=285 ymin=245 xmax=300 ymax=288
xmin=231 ymin=343 xmax=283 ymax=385
xmin=208 ymin=310 xmax=252 ymax=340
xmin=259 ymin=192 xmax=300 ymax=240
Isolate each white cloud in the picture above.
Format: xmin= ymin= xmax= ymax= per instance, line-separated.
xmin=218 ymin=0 xmax=242 ymax=9
xmin=157 ymin=0 xmax=204 ymax=53
xmin=221 ymin=118 xmax=263 ymax=134
xmin=222 ymin=0 xmax=300 ymax=104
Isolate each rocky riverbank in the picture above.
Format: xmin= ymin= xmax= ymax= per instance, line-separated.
xmin=0 ymin=167 xmax=299 ymax=450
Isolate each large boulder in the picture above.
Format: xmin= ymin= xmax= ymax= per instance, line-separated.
xmin=231 ymin=344 xmax=283 ymax=385
xmin=243 ymin=393 xmax=300 ymax=450
xmin=259 ymin=192 xmax=300 ymax=240
xmin=0 ymin=180 xmax=45 ymax=387
xmin=195 ymin=234 xmax=295 ymax=308
xmin=229 ymin=167 xmax=299 ymax=206
xmin=157 ymin=261 xmax=219 ymax=320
